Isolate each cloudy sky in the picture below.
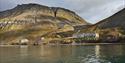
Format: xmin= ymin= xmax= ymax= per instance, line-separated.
xmin=0 ymin=0 xmax=125 ymax=24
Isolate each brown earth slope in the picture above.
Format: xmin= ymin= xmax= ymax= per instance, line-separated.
xmin=0 ymin=3 xmax=89 ymax=44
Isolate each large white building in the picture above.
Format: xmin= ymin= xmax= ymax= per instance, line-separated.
xmin=73 ymin=33 xmax=99 ymax=40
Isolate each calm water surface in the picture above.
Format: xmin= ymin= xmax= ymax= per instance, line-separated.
xmin=0 ymin=44 xmax=125 ymax=63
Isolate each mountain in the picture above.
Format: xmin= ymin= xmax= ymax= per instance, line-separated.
xmin=0 ymin=3 xmax=88 ymax=44
xmin=81 ymin=8 xmax=125 ymax=40
xmin=91 ymin=8 xmax=125 ymax=30
xmin=0 ymin=3 xmax=88 ymax=25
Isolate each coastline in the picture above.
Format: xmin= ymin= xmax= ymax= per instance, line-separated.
xmin=0 ymin=43 xmax=125 ymax=47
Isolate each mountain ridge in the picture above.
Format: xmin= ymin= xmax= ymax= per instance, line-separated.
xmin=92 ymin=8 xmax=125 ymax=29
xmin=0 ymin=3 xmax=89 ymax=44
xmin=0 ymin=3 xmax=88 ymax=25
xmin=79 ymin=8 xmax=125 ymax=40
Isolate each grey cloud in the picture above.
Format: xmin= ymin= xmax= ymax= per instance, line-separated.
xmin=64 ymin=0 xmax=124 ymax=23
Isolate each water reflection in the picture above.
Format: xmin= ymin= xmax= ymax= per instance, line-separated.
xmin=0 ymin=44 xmax=125 ymax=63
xmin=95 ymin=45 xmax=100 ymax=58
xmin=20 ymin=46 xmax=28 ymax=57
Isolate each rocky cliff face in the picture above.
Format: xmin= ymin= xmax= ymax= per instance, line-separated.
xmin=0 ymin=3 xmax=88 ymax=44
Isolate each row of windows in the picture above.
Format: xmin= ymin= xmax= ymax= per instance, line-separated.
xmin=73 ymin=37 xmax=97 ymax=41
xmin=0 ymin=20 xmax=36 ymax=27
xmin=73 ymin=33 xmax=98 ymax=38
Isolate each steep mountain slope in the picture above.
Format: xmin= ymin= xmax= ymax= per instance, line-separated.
xmin=80 ymin=8 xmax=125 ymax=40
xmin=92 ymin=8 xmax=125 ymax=30
xmin=0 ymin=3 xmax=88 ymax=25
xmin=0 ymin=3 xmax=88 ymax=44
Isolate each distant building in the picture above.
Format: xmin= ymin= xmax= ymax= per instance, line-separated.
xmin=20 ymin=39 xmax=29 ymax=45
xmin=73 ymin=33 xmax=99 ymax=40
